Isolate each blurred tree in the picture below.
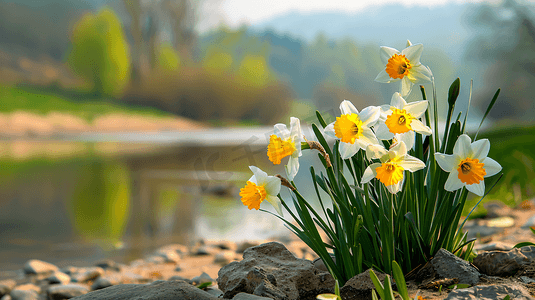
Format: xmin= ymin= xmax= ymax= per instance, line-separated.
xmin=465 ymin=0 xmax=535 ymax=122
xmin=156 ymin=43 xmax=181 ymax=72
xmin=67 ymin=7 xmax=131 ymax=97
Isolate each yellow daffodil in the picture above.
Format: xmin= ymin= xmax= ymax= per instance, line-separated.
xmin=267 ymin=117 xmax=302 ymax=181
xmin=324 ymin=100 xmax=381 ymax=159
xmin=375 ymin=92 xmax=432 ymax=149
xmin=375 ymin=43 xmax=433 ymax=97
xmin=435 ymin=134 xmax=502 ymax=196
xmin=239 ymin=166 xmax=282 ymax=215
xmin=362 ymin=141 xmax=425 ymax=194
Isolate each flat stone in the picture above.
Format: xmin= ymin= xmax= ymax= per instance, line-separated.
xmin=9 ymin=289 xmax=39 ymax=300
xmin=232 ymin=292 xmax=275 ymax=299
xmin=47 ymin=284 xmax=89 ymax=300
xmin=192 ymin=272 xmax=214 ymax=286
xmin=444 ymin=284 xmax=534 ymax=300
xmin=71 ymin=267 xmax=104 ymax=283
xmin=23 ymin=259 xmax=58 ymax=275
xmin=0 ymin=279 xmax=16 ymax=297
xmin=46 ymin=271 xmax=71 ymax=285
xmin=70 ymin=280 xmax=219 ymax=300
xmin=473 ymin=246 xmax=535 ymax=276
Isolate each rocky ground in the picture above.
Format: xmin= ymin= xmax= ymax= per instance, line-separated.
xmin=1 ymin=200 xmax=535 ymax=300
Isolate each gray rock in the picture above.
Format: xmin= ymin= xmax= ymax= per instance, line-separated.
xmin=9 ymin=290 xmax=39 ymax=300
xmin=23 ymin=259 xmax=58 ymax=275
xmin=312 ymin=255 xmax=336 ymax=273
xmin=192 ymin=272 xmax=214 ymax=286
xmin=217 ymin=241 xmax=335 ymax=300
xmin=46 ymin=271 xmax=71 ymax=285
xmin=47 ymin=284 xmax=89 ymax=300
xmin=94 ymin=260 xmax=121 ymax=272
xmin=444 ymin=284 xmax=534 ymax=300
xmin=473 ymin=246 xmax=535 ymax=276
xmin=70 ymin=280 xmax=218 ymax=300
xmin=204 ymin=287 xmax=224 ymax=298
xmin=521 ymin=276 xmax=535 ymax=284
xmin=214 ymin=250 xmax=237 ymax=266
xmin=1 ymin=294 xmax=12 ymax=300
xmin=232 ymin=292 xmax=276 ymax=299
xmin=417 ymin=248 xmax=480 ymax=285
xmin=340 ymin=269 xmax=389 ymax=300
xmin=236 ymin=241 xmax=259 ymax=253
xmin=71 ymin=267 xmax=104 ymax=283
xmin=0 ymin=280 xmax=16 ymax=297
xmin=464 ymin=220 xmax=504 ymax=239
xmin=11 ymin=285 xmax=39 ymax=295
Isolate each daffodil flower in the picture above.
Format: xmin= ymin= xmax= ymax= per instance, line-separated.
xmin=375 ymin=92 xmax=432 ymax=149
xmin=375 ymin=43 xmax=433 ymax=97
xmin=362 ymin=141 xmax=425 ymax=194
xmin=239 ymin=166 xmax=282 ymax=215
xmin=435 ymin=134 xmax=502 ymax=196
xmin=267 ymin=117 xmax=302 ymax=181
xmin=324 ymin=100 xmax=381 ymax=159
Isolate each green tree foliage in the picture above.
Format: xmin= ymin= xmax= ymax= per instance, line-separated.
xmin=67 ymin=7 xmax=131 ymax=97
xmin=156 ymin=43 xmax=181 ymax=72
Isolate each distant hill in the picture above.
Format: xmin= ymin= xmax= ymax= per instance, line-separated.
xmin=252 ymin=3 xmax=475 ymax=64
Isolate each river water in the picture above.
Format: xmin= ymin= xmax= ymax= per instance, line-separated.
xmin=0 ymin=127 xmax=326 ymax=275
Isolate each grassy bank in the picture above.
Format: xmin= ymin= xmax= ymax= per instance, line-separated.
xmin=0 ymin=85 xmax=174 ymax=122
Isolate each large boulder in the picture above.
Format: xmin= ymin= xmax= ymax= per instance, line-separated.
xmin=473 ymin=246 xmax=535 ymax=276
xmin=217 ymin=242 xmax=335 ymax=300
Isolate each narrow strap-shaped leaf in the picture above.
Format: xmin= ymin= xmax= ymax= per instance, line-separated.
xmin=475 ymin=88 xmax=500 ymax=140
xmin=316 ymin=110 xmax=328 ymax=128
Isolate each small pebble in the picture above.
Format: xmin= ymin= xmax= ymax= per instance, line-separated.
xmin=23 ymin=260 xmax=58 ymax=275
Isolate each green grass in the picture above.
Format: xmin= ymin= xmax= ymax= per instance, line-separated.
xmin=462 ymin=124 xmax=535 ymax=217
xmin=0 ymin=84 xmax=174 ymax=122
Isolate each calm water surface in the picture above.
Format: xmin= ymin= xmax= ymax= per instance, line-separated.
xmin=0 ymin=128 xmax=323 ymax=276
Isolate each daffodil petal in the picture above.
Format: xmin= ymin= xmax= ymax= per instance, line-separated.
xmin=410 ymin=119 xmax=432 ymax=135
xmin=286 ymin=156 xmax=299 ymax=181
xmin=454 ymin=134 xmax=472 ymax=159
xmin=264 ymin=174 xmax=281 ymax=196
xmin=358 ymin=127 xmax=379 ymax=146
xmin=409 ymin=64 xmax=433 ymax=83
xmin=435 ymin=153 xmax=457 ymax=172
xmin=399 ymin=155 xmax=425 ymax=172
xmin=401 ymin=77 xmax=413 ymax=97
xmin=274 ymin=124 xmax=290 ymax=140
xmin=289 ymin=117 xmax=302 ymax=156
xmin=471 ymin=139 xmax=490 ymax=161
xmin=404 ymin=100 xmax=428 ymax=118
xmin=444 ymin=171 xmax=465 ymax=192
xmin=466 ymin=181 xmax=485 ymax=196
xmin=340 ymin=100 xmax=359 ymax=115
xmin=390 ymin=92 xmax=407 ymax=109
xmin=324 ymin=122 xmax=336 ymax=138
xmin=390 ymin=140 xmax=407 ymax=156
xmin=402 ymin=44 xmax=423 ymax=64
xmin=387 ymin=180 xmax=404 ymax=194
xmin=398 ymin=131 xmax=415 ymax=150
xmin=339 ymin=142 xmax=360 ymax=159
xmin=366 ymin=144 xmax=388 ymax=160
xmin=362 ymin=163 xmax=382 ymax=183
xmin=380 ymin=46 xmax=400 ymax=64
xmin=482 ymin=157 xmax=502 ymax=177
xmin=375 ymin=70 xmax=396 ymax=83
xmin=265 ymin=195 xmax=283 ymax=215
xmin=359 ymin=106 xmax=381 ymax=126
xmin=374 ymin=122 xmax=394 ymax=140
xmin=249 ymin=166 xmax=267 ymax=184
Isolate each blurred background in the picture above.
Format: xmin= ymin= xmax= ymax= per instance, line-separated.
xmin=0 ymin=0 xmax=534 ymax=274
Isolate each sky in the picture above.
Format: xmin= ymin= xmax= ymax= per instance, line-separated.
xmin=197 ymin=0 xmax=501 ymax=32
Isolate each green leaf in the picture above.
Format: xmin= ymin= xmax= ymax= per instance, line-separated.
xmin=392 ymin=261 xmax=409 ymax=300
xmin=316 ymin=110 xmax=328 ymax=128
xmin=475 ymin=88 xmax=500 ymax=140
xmin=197 ymin=282 xmax=212 ymax=289
xmin=369 ymin=269 xmax=385 ymax=300
xmin=448 ymin=78 xmax=461 ymax=109
xmin=449 ymin=283 xmax=470 ymax=289
xmin=514 ymin=242 xmax=535 ymax=248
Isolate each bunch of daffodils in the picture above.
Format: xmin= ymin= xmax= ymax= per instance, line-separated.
xmin=238 ymin=41 xmax=502 ymax=285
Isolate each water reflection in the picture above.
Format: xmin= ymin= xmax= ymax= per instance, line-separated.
xmin=0 ymin=138 xmax=285 ymax=274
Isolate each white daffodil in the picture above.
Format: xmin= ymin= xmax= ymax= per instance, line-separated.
xmin=375 ymin=43 xmax=433 ymax=97
xmin=267 ymin=117 xmax=302 ymax=181
xmin=239 ymin=166 xmax=283 ymax=215
xmin=435 ymin=134 xmax=502 ymax=196
xmin=362 ymin=141 xmax=425 ymax=194
xmin=375 ymin=92 xmax=432 ymax=149
xmin=324 ymin=100 xmax=381 ymax=159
